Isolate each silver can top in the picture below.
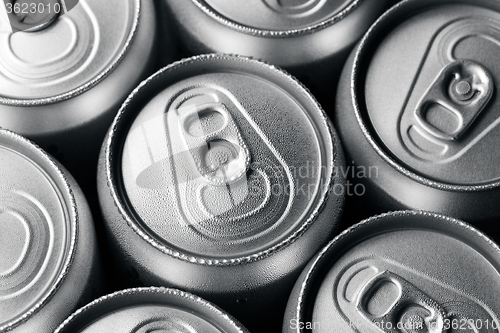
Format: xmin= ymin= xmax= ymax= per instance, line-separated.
xmin=0 ymin=0 xmax=139 ymax=104
xmin=362 ymin=0 xmax=500 ymax=186
xmin=110 ymin=54 xmax=339 ymax=264
xmin=302 ymin=211 xmax=500 ymax=332
xmin=191 ymin=0 xmax=360 ymax=35
xmin=0 ymin=129 xmax=77 ymax=331
xmin=55 ymin=287 xmax=249 ymax=333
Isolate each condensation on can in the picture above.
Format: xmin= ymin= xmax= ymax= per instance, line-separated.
xmin=162 ymin=0 xmax=390 ymax=105
xmin=0 ymin=0 xmax=159 ymax=189
xmin=335 ymin=0 xmax=500 ymax=232
xmin=0 ymin=129 xmax=99 ymax=333
xmin=97 ymin=54 xmax=346 ymax=330
xmin=284 ymin=210 xmax=500 ymax=333
xmin=55 ymin=287 xmax=249 ymax=333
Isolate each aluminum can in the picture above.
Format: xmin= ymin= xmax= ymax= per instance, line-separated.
xmin=284 ymin=210 xmax=500 ymax=333
xmin=97 ymin=54 xmax=345 ymax=330
xmin=162 ymin=0 xmax=390 ymax=103
xmin=335 ymin=0 xmax=500 ymax=235
xmin=0 ymin=129 xmax=99 ymax=333
xmin=55 ymin=287 xmax=249 ymax=333
xmin=0 ymin=0 xmax=157 ymax=188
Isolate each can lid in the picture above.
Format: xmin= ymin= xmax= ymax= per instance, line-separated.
xmin=191 ymin=0 xmax=359 ymax=35
xmin=294 ymin=211 xmax=500 ymax=332
xmin=0 ymin=129 xmax=77 ymax=331
xmin=109 ymin=54 xmax=339 ymax=264
xmin=362 ymin=1 xmax=500 ymax=186
xmin=5 ymin=0 xmax=61 ymax=33
xmin=0 ymin=0 xmax=139 ymax=104
xmin=55 ymin=287 xmax=249 ymax=333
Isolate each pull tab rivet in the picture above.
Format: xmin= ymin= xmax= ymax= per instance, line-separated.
xmin=405 ymin=315 xmax=426 ymax=333
xmin=452 ymin=79 xmax=474 ymax=102
xmin=455 ymin=80 xmax=471 ymax=96
xmin=207 ymin=147 xmax=232 ymax=169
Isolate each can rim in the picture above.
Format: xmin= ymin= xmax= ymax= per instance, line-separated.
xmin=0 ymin=129 xmax=78 ymax=332
xmin=190 ymin=0 xmax=363 ymax=38
xmin=104 ymin=53 xmax=340 ymax=266
xmin=54 ymin=287 xmax=249 ymax=333
xmin=0 ymin=0 xmax=141 ymax=107
xmin=351 ymin=0 xmax=500 ymax=192
xmin=290 ymin=210 xmax=500 ymax=333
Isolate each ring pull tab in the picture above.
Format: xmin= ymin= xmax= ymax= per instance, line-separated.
xmin=7 ymin=0 xmax=62 ymax=33
xmin=414 ymin=60 xmax=494 ymax=141
xmin=356 ymin=271 xmax=446 ymax=333
xmin=178 ymin=102 xmax=251 ymax=186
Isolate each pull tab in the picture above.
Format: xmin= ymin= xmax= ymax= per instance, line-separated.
xmin=356 ymin=271 xmax=446 ymax=333
xmin=414 ymin=60 xmax=493 ymax=141
xmin=178 ymin=102 xmax=251 ymax=186
xmin=6 ymin=0 xmax=62 ymax=33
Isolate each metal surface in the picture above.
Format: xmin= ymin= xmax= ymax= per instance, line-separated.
xmin=97 ymin=54 xmax=345 ymax=329
xmin=0 ymin=0 xmax=158 ymax=190
xmin=335 ymin=0 xmax=500 ymax=225
xmin=0 ymin=129 xmax=98 ymax=333
xmin=365 ymin=3 xmax=500 ymax=184
xmin=191 ymin=0 xmax=359 ymax=34
xmin=0 ymin=0 xmax=139 ymax=102
xmin=55 ymin=287 xmax=249 ymax=333
xmin=163 ymin=0 xmax=389 ymax=104
xmin=284 ymin=211 xmax=500 ymax=332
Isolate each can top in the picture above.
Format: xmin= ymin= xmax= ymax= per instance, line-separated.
xmin=55 ymin=287 xmax=249 ymax=333
xmin=0 ymin=129 xmax=77 ymax=331
xmin=358 ymin=0 xmax=500 ymax=186
xmin=0 ymin=0 xmax=139 ymax=105
xmin=108 ymin=54 xmax=339 ymax=264
xmin=191 ymin=0 xmax=360 ymax=36
xmin=293 ymin=211 xmax=500 ymax=332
